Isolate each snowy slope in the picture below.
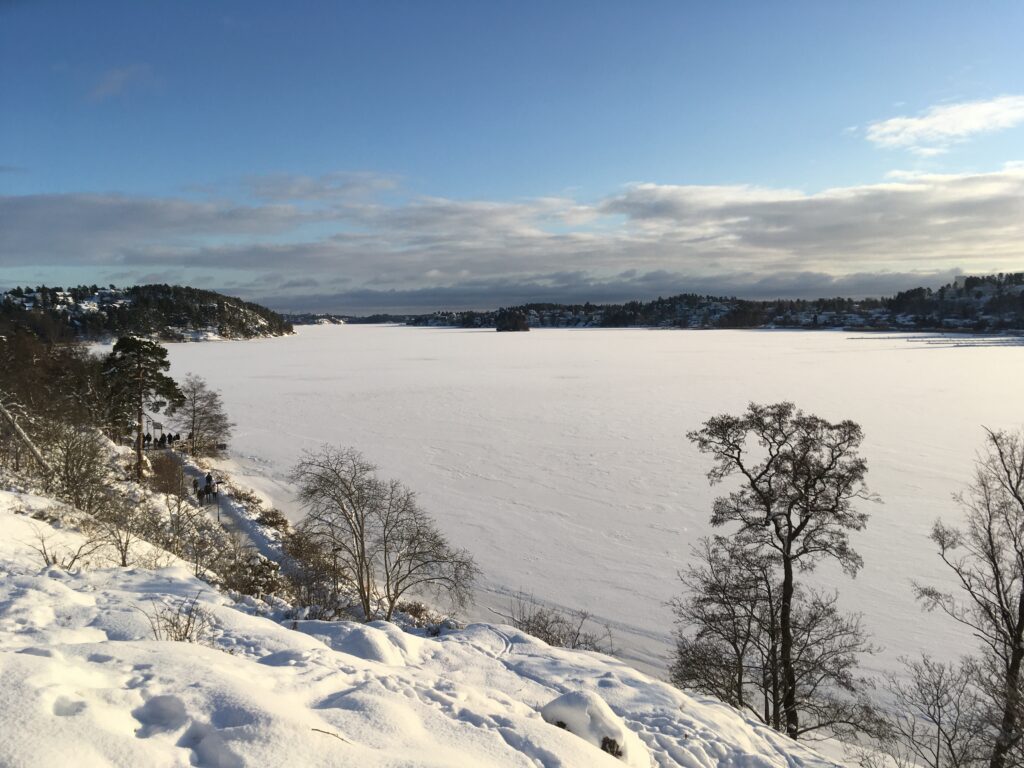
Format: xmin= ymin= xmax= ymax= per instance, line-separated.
xmin=0 ymin=493 xmax=837 ymax=767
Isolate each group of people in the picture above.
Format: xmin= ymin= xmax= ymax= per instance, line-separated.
xmin=193 ymin=472 xmax=219 ymax=505
xmin=142 ymin=432 xmax=182 ymax=449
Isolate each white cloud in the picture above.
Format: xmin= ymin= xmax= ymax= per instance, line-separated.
xmin=866 ymin=95 xmax=1024 ymax=154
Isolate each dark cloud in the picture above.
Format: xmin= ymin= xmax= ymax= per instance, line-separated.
xmin=254 ymin=268 xmax=963 ymax=315
xmin=2 ymin=166 xmax=1022 ymax=312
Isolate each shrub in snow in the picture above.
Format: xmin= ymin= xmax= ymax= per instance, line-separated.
xmin=255 ymin=507 xmax=290 ymax=532
xmin=540 ymin=690 xmax=650 ymax=767
xmin=217 ymin=545 xmax=284 ymax=597
xmin=508 ymin=593 xmax=613 ymax=652
xmin=28 ymin=526 xmax=104 ymax=571
xmin=141 ymin=592 xmax=213 ymax=644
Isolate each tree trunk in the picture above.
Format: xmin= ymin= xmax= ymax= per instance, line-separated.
xmin=766 ymin=577 xmax=782 ymax=731
xmin=135 ymin=395 xmax=144 ymax=482
xmin=990 ymin=595 xmax=1024 ymax=768
xmin=781 ymin=555 xmax=799 ymax=739
xmin=0 ymin=397 xmax=51 ymax=474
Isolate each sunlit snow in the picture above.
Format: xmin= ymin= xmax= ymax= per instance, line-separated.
xmin=160 ymin=325 xmax=1024 ymax=676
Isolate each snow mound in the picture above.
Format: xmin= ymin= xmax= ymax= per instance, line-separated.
xmin=0 ymin=492 xmax=841 ymax=767
xmin=542 ymin=689 xmax=650 ymax=767
xmin=290 ymin=620 xmax=423 ymax=665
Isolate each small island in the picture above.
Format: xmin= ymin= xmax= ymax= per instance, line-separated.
xmin=495 ymin=308 xmax=530 ymax=332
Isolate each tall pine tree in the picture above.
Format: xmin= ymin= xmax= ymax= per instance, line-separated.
xmin=103 ymin=336 xmax=183 ymax=481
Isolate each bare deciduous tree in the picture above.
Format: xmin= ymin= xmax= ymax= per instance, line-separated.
xmin=290 ymin=446 xmax=478 ymax=621
xmin=292 ymin=447 xmax=379 ymax=617
xmin=877 ymin=655 xmax=988 ymax=768
xmin=88 ymin=492 xmax=153 ymax=567
xmin=148 ymin=452 xmax=204 ymax=558
xmin=377 ymin=478 xmax=478 ymax=620
xmin=42 ymin=423 xmax=110 ymax=514
xmin=688 ymin=402 xmax=873 ymax=739
xmin=917 ymin=428 xmax=1024 ymax=768
xmin=671 ymin=536 xmax=880 ymax=740
xmin=170 ymin=374 xmax=234 ymax=457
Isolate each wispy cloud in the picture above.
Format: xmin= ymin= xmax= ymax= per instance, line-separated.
xmin=244 ymin=171 xmax=400 ymax=202
xmin=89 ymin=63 xmax=153 ymax=102
xmin=3 ymin=166 xmax=1024 ymax=311
xmin=866 ymin=95 xmax=1024 ymax=155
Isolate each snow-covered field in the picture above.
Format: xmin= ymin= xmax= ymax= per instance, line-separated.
xmin=159 ymin=325 xmax=1024 ymax=677
xmin=0 ymin=494 xmax=837 ymax=767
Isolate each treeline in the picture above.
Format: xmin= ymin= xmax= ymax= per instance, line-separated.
xmin=672 ymin=401 xmax=1024 ymax=766
xmin=0 ymin=284 xmax=293 ymax=340
xmin=340 ymin=272 xmax=1024 ymax=331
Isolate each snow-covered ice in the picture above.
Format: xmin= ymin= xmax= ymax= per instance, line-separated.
xmin=155 ymin=325 xmax=1024 ymax=676
xmin=0 ymin=493 xmax=839 ymax=767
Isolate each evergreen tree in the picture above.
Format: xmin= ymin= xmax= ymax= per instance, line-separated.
xmin=103 ymin=336 xmax=183 ymax=481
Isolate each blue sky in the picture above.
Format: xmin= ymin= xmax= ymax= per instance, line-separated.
xmin=2 ymin=1 xmax=1024 ymax=312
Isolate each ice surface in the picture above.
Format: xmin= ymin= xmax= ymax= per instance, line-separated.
xmin=157 ymin=325 xmax=1024 ymax=675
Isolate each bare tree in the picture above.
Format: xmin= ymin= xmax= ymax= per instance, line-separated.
xmin=670 ymin=538 xmax=767 ymax=720
xmin=291 ymin=447 xmax=380 ymax=618
xmin=377 ymin=478 xmax=478 ymax=620
xmin=88 ymin=491 xmax=153 ymax=567
xmin=917 ymin=428 xmax=1024 ymax=768
xmin=878 ymin=655 xmax=987 ymax=768
xmin=41 ymin=423 xmax=110 ymax=514
xmin=0 ymin=391 xmax=52 ymax=475
xmin=170 ymin=374 xmax=234 ymax=457
xmin=687 ymin=402 xmax=874 ymax=739
xmin=671 ymin=536 xmax=880 ymax=740
xmin=290 ymin=446 xmax=479 ymax=621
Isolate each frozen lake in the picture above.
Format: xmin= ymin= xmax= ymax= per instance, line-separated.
xmin=164 ymin=325 xmax=1023 ymax=676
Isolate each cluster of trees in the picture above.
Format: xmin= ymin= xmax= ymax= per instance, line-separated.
xmin=672 ymin=401 xmax=1024 ymax=765
xmin=2 ymin=317 xmax=479 ymax=632
xmin=0 ymin=284 xmax=293 ymax=340
xmin=0 ymin=319 xmax=231 ymax=518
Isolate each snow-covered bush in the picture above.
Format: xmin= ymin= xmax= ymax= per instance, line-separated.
xmin=255 ymin=507 xmax=290 ymax=532
xmin=540 ymin=690 xmax=650 ymax=767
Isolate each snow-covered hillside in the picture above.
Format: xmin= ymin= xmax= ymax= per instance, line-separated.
xmin=0 ymin=492 xmax=836 ymax=767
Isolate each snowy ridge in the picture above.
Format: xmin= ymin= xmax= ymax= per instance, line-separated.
xmin=0 ymin=493 xmax=837 ymax=767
